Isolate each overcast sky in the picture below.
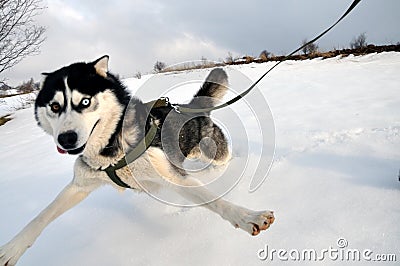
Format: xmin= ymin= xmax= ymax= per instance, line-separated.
xmin=3 ymin=0 xmax=400 ymax=85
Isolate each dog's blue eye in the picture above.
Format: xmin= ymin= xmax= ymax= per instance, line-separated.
xmin=81 ymin=98 xmax=91 ymax=107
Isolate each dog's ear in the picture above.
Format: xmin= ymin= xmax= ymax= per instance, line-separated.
xmin=93 ymin=55 xmax=109 ymax=78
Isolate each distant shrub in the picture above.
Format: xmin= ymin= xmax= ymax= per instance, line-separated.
xmin=225 ymin=52 xmax=234 ymax=64
xmin=350 ymin=33 xmax=367 ymax=49
xmin=301 ymin=39 xmax=319 ymax=55
xmin=243 ymin=55 xmax=255 ymax=63
xmin=153 ymin=61 xmax=166 ymax=73
xmin=16 ymin=78 xmax=39 ymax=93
xmin=134 ymin=71 xmax=142 ymax=79
xmin=259 ymin=50 xmax=270 ymax=61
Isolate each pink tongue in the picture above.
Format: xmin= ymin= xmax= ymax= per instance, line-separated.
xmin=57 ymin=146 xmax=67 ymax=154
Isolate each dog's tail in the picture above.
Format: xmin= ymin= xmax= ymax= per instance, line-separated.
xmin=189 ymin=68 xmax=228 ymax=111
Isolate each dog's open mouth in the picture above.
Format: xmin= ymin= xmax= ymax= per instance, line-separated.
xmin=56 ymin=119 xmax=100 ymax=155
xmin=57 ymin=144 xmax=86 ymax=155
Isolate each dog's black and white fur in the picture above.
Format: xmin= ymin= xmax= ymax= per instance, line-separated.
xmin=0 ymin=56 xmax=274 ymax=265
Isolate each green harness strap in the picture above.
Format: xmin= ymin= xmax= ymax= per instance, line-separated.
xmin=103 ymin=98 xmax=168 ymax=188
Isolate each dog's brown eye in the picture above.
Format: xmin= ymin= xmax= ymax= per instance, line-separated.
xmin=50 ymin=102 xmax=61 ymax=113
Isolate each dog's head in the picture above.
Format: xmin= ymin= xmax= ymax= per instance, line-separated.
xmin=35 ymin=56 xmax=129 ymax=155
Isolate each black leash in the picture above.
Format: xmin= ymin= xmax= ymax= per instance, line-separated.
xmin=175 ymin=0 xmax=362 ymax=114
xmin=103 ymin=0 xmax=362 ymax=188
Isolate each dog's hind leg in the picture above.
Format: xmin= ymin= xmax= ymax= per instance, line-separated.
xmin=209 ymin=124 xmax=231 ymax=166
xmin=186 ymin=123 xmax=231 ymax=166
xmin=148 ymin=148 xmax=274 ymax=236
xmin=0 ymin=162 xmax=101 ymax=266
xmin=173 ymin=177 xmax=274 ymax=236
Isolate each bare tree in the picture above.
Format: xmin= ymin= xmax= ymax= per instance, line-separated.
xmin=350 ymin=33 xmax=367 ymax=49
xmin=225 ymin=52 xmax=234 ymax=64
xmin=0 ymin=0 xmax=46 ymax=78
xmin=153 ymin=61 xmax=166 ymax=73
xmin=301 ymin=39 xmax=319 ymax=55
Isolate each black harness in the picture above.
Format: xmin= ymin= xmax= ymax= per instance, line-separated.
xmin=102 ymin=0 xmax=362 ymax=188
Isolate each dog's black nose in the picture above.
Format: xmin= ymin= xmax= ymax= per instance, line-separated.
xmin=58 ymin=131 xmax=78 ymax=149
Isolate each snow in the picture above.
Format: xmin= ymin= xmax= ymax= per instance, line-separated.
xmin=0 ymin=92 xmax=37 ymax=117
xmin=1 ymin=52 xmax=399 ymax=265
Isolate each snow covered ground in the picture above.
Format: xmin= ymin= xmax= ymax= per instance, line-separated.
xmin=1 ymin=52 xmax=399 ymax=265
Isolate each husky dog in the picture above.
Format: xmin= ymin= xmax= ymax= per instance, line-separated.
xmin=0 ymin=56 xmax=274 ymax=265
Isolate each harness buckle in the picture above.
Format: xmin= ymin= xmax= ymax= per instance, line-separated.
xmin=171 ymin=104 xmax=181 ymax=113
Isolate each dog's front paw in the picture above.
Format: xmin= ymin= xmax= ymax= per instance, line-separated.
xmin=0 ymin=240 xmax=29 ymax=266
xmin=234 ymin=210 xmax=275 ymax=236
